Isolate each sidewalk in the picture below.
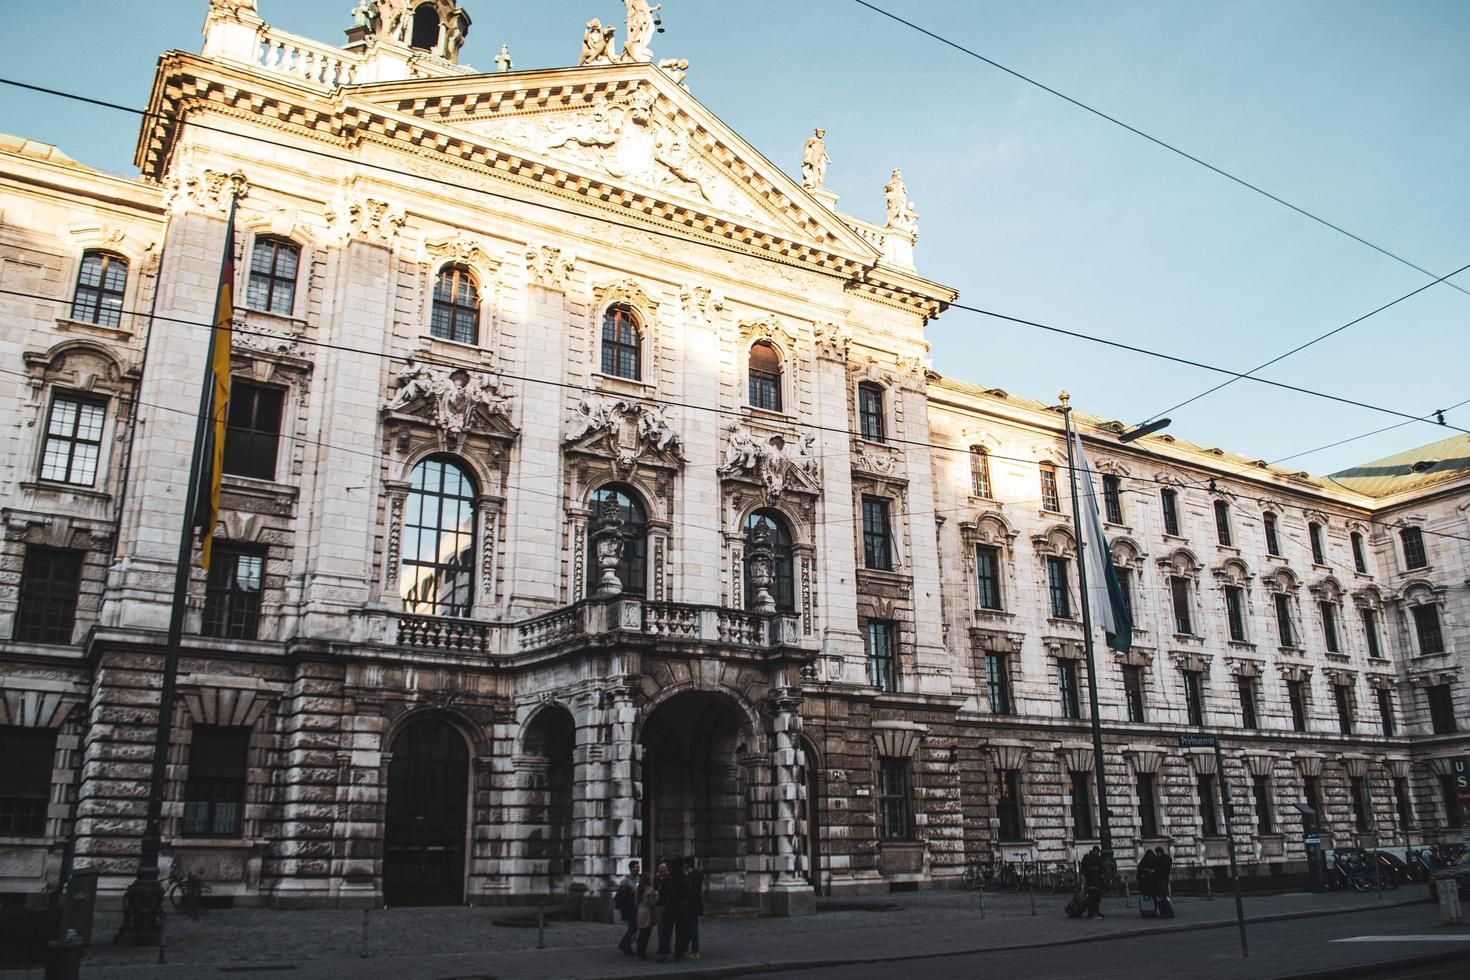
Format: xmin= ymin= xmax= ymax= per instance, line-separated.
xmin=0 ymin=887 xmax=1436 ymax=980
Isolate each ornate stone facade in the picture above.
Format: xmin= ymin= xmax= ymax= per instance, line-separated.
xmin=0 ymin=1 xmax=1465 ymax=915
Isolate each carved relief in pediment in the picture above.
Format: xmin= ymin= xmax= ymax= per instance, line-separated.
xmin=564 ymin=394 xmax=684 ymax=476
xmin=382 ymin=356 xmax=517 ymax=450
xmin=718 ymin=422 xmax=820 ymax=503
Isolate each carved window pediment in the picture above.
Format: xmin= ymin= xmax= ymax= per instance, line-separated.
xmin=718 ymin=421 xmax=819 ymax=502
xmin=382 ymin=359 xmax=519 ymax=452
xmin=564 ymin=394 xmax=684 ymax=477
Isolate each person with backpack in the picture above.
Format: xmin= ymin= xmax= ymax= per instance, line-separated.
xmin=614 ymin=859 xmax=641 ymax=955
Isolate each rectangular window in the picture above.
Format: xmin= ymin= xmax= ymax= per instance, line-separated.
xmin=1137 ymin=772 xmax=1159 ymax=838
xmin=202 ymin=544 xmax=265 ymax=640
xmin=1039 ymin=463 xmax=1060 ymax=512
xmin=1274 ymin=593 xmax=1296 ymax=647
xmin=1362 ymin=608 xmax=1382 ymax=659
xmin=970 ymin=447 xmax=992 ymax=498
xmin=39 ymin=394 xmax=106 ymax=486
xmin=1252 ymin=774 xmax=1273 ymax=834
xmin=1103 ymin=474 xmax=1123 ymax=524
xmin=975 ymin=546 xmax=1002 ymax=611
xmin=1264 ymin=513 xmax=1281 ymax=557
xmin=861 ymin=497 xmax=893 ymax=571
xmin=996 ymin=768 xmax=1025 ymax=841
xmin=1427 ymin=684 xmax=1457 ymax=735
xmin=1309 ymin=523 xmax=1326 ymax=565
xmin=1058 ymin=660 xmax=1081 ymax=719
xmin=1393 ymin=776 xmax=1412 ymax=831
xmin=878 ymin=758 xmax=911 ymax=839
xmin=857 ymin=384 xmax=886 ymax=442
xmin=1334 ymin=683 xmax=1354 ymax=735
xmin=1440 ymin=775 xmax=1463 ymax=829
xmin=1069 ymin=770 xmax=1094 ymax=839
xmin=182 ymin=725 xmax=250 ymax=838
xmin=1161 ymin=489 xmax=1180 ymax=536
xmin=0 ymin=726 xmax=57 ymax=837
xmin=1238 ymin=677 xmax=1259 ymax=730
xmin=1122 ymin=665 xmax=1147 ymax=723
xmin=14 ymin=546 xmax=83 ymax=645
xmin=865 ymin=620 xmax=898 ymax=693
xmin=1351 ymin=532 xmax=1367 ymax=574
xmin=1376 ymin=688 xmax=1395 ymax=737
xmin=246 ymin=237 xmax=299 ymax=315
xmin=1214 ymin=499 xmax=1232 ymax=547
xmin=1320 ymin=602 xmax=1340 ymax=654
xmin=1287 ymin=679 xmax=1308 ymax=732
xmin=1114 ymin=566 xmax=1133 ymax=619
xmin=985 ymin=652 xmax=1011 ymax=715
xmin=1349 ymin=776 xmax=1369 ymax=831
xmin=1182 ymin=669 xmax=1204 ymax=726
xmin=1170 ymin=576 xmax=1193 ymax=634
xmin=1400 ymin=527 xmax=1427 ymax=570
xmin=223 ymin=379 xmax=285 ymax=482
xmin=1225 ymin=586 xmax=1246 ymax=642
xmin=1047 ymin=556 xmax=1072 ymax=619
xmin=1303 ymin=775 xmax=1323 ymax=827
xmin=1412 ymin=604 xmax=1445 ymax=656
xmin=1198 ymin=774 xmax=1219 ymax=836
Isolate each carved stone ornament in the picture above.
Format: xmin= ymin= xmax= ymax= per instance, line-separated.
xmin=167 ymin=163 xmax=249 ymax=215
xmin=590 ymin=499 xmax=627 ymax=597
xmin=720 ymin=422 xmax=821 ymax=502
xmin=208 ymin=0 xmax=258 ymax=20
xmin=426 ymin=232 xmax=501 ymax=272
xmin=525 ymin=245 xmax=576 ymax=291
xmin=579 ymin=18 xmax=618 ymax=66
xmin=384 ymin=356 xmax=515 ymax=448
xmin=232 ymin=314 xmax=300 ymax=355
xmin=814 ymin=322 xmax=850 ymax=360
xmin=564 ymin=394 xmax=684 ymax=474
xmin=326 ymin=179 xmax=404 ymax=245
xmin=679 ymin=284 xmax=724 ymax=327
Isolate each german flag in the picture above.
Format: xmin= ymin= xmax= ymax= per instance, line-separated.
xmin=196 ymin=195 xmax=237 ymax=570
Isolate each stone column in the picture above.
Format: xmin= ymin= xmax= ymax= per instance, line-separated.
xmin=811 ymin=326 xmax=861 ymax=681
xmin=766 ymin=689 xmax=815 ymax=915
xmin=577 ymin=681 xmax=639 ymax=913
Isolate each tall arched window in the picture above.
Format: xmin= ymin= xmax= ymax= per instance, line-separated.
xmin=969 ymin=445 xmax=991 ymax=498
xmin=744 ymin=509 xmax=795 ymax=612
xmin=748 ymin=341 xmax=782 ymax=411
xmin=589 ymin=484 xmax=648 ymax=594
xmin=601 ymin=305 xmax=642 ymax=380
xmin=71 ymin=250 xmax=128 ymax=327
xmin=410 ymin=3 xmax=441 ymax=49
xmin=246 ymin=237 xmax=300 ymax=315
xmin=431 ymin=264 xmax=480 ymax=345
xmin=400 ymin=456 xmax=477 ymax=617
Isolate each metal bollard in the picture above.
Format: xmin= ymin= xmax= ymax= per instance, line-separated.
xmin=537 ymin=902 xmax=546 ymax=949
xmin=978 ymin=884 xmax=985 ymax=920
xmin=361 ymin=907 xmax=371 ymax=958
xmin=1028 ymin=873 xmax=1036 ymax=916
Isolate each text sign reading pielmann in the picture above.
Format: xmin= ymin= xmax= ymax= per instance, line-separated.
xmin=1178 ymin=735 xmax=1218 ymax=749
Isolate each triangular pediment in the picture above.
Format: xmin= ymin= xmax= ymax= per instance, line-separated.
xmin=346 ymin=64 xmax=879 ymax=263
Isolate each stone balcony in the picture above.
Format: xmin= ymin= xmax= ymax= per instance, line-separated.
xmin=388 ymin=596 xmax=806 ymax=660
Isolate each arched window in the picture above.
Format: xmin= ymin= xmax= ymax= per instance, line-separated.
xmin=601 ymin=305 xmax=642 ymax=380
xmin=400 ymin=456 xmax=477 ymax=617
xmin=246 ymin=237 xmax=300 ymax=315
xmin=431 ymin=264 xmax=479 ymax=345
xmin=857 ymin=382 xmax=885 ymax=441
xmin=589 ymin=484 xmax=647 ymax=595
xmin=744 ymin=509 xmax=795 ymax=612
xmin=71 ymin=250 xmax=128 ymax=327
xmin=409 ymin=3 xmax=441 ymax=49
xmin=748 ymin=341 xmax=782 ymax=411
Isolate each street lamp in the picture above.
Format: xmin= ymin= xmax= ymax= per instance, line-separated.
xmin=1118 ymin=418 xmax=1171 ymax=444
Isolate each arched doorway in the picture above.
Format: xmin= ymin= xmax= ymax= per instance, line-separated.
xmin=384 ymin=716 xmax=469 ymax=906
xmin=798 ymin=734 xmax=823 ymax=894
xmin=520 ymin=705 xmax=576 ymax=895
xmin=640 ymin=691 xmax=754 ymax=905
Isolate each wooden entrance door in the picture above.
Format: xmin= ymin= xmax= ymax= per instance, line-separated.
xmin=384 ymin=718 xmax=468 ymax=906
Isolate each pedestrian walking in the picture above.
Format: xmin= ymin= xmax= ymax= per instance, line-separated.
xmin=614 ymin=858 xmax=640 ymax=955
xmin=635 ymin=872 xmax=656 ymax=958
xmin=1081 ymin=845 xmax=1105 ymax=919
xmin=1154 ymin=846 xmax=1174 ymax=918
xmin=654 ymin=859 xmax=683 ymax=962
xmin=684 ymin=855 xmax=704 ymax=960
xmin=1136 ymin=849 xmax=1159 ymax=918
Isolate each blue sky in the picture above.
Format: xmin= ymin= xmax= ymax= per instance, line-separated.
xmin=3 ymin=1 xmax=1466 ymax=472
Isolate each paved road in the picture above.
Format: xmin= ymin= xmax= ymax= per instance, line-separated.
xmin=754 ymin=904 xmax=1470 ymax=980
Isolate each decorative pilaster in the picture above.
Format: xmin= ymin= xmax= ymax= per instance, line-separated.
xmin=765 ymin=688 xmax=815 ymax=915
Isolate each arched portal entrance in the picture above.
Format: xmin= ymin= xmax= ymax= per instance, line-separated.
xmin=798 ymin=735 xmax=823 ymax=894
xmin=519 ymin=705 xmax=576 ymax=895
xmin=383 ymin=716 xmax=469 ymax=906
xmin=640 ymin=691 xmax=755 ymax=905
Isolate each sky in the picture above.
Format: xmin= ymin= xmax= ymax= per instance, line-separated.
xmin=1 ymin=1 xmax=1466 ymax=474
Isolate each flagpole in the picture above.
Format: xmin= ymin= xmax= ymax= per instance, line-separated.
xmin=1061 ymin=391 xmax=1115 ymax=874
xmin=115 ymin=192 xmax=238 ymax=946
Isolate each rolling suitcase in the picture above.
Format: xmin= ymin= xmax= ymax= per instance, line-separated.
xmin=1064 ymin=891 xmax=1087 ymax=918
xmin=1157 ymin=895 xmax=1175 ymax=919
xmin=1138 ymin=895 xmax=1157 ymax=918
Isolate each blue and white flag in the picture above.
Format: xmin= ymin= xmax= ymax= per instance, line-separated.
xmin=1073 ymin=433 xmax=1133 ymax=653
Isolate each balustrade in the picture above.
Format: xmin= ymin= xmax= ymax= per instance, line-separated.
xmin=397 ymin=613 xmax=490 ymax=653
xmin=257 ymin=31 xmax=359 ymax=88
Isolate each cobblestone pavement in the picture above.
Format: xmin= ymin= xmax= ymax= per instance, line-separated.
xmin=0 ymin=887 xmax=1440 ymax=980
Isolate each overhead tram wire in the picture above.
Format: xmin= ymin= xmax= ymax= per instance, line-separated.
xmin=849 ymin=0 xmax=1470 ymax=302
xmin=1 ymin=77 xmax=1466 ymax=437
xmin=1269 ymin=397 xmax=1470 ymax=468
xmin=1141 ymin=260 xmax=1470 ymax=426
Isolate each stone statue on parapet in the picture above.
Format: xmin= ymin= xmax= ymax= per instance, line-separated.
xmin=495 ymin=43 xmax=513 ymax=72
xmin=580 ymin=19 xmax=617 ymax=65
xmin=802 ymin=128 xmax=831 ymax=190
xmin=622 ymin=0 xmax=663 ymax=63
xmin=884 ymin=168 xmax=918 ymax=235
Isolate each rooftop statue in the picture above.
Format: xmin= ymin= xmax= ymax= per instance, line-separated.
xmin=622 ymin=0 xmax=663 ymax=64
xmin=801 ymin=128 xmax=831 ymax=190
xmin=579 ymin=18 xmax=617 ymax=66
xmin=495 ymin=43 xmax=513 ymax=72
xmin=884 ymin=168 xmax=918 ymax=236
